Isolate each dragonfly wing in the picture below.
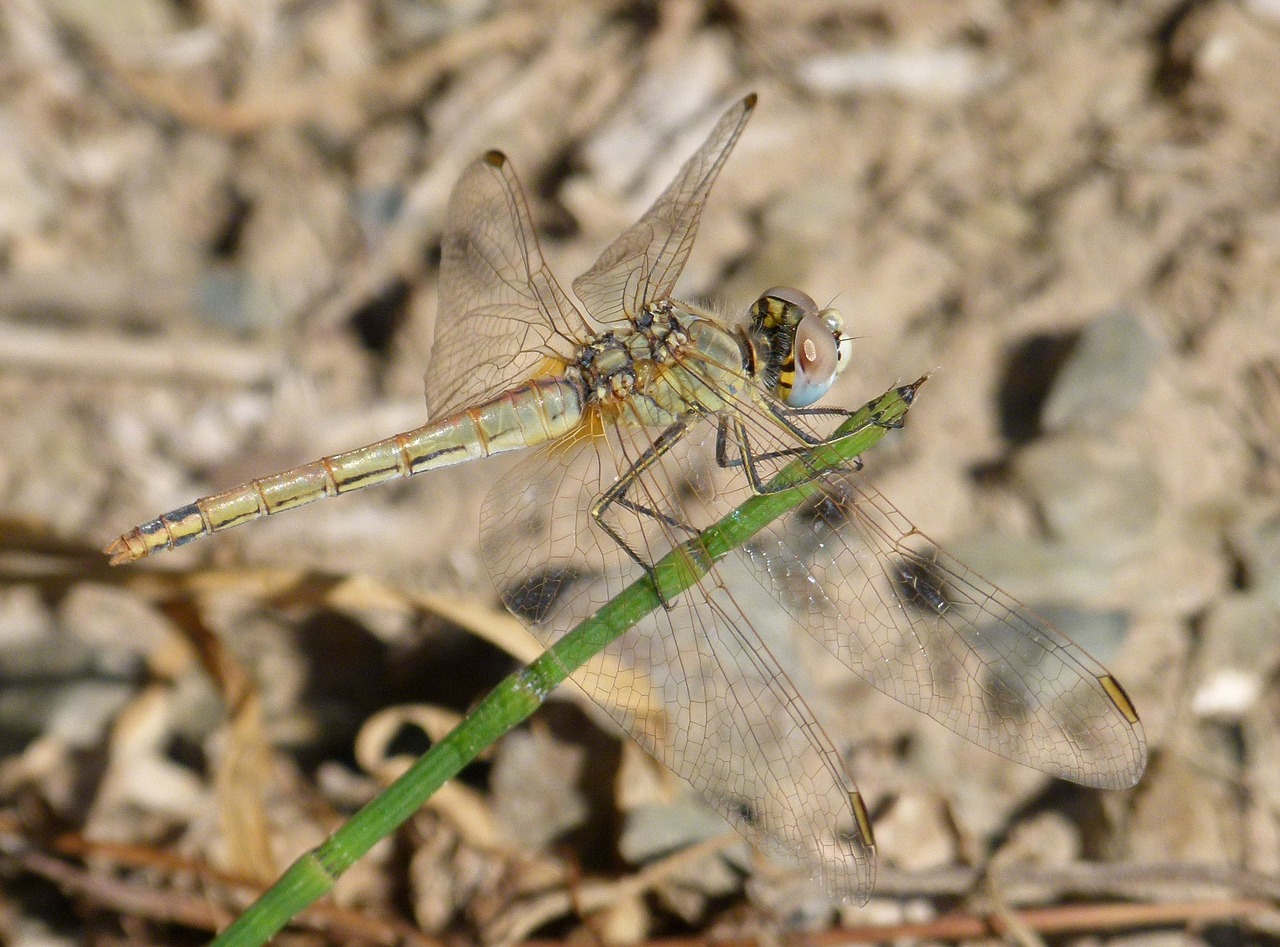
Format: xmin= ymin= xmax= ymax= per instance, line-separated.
xmin=654 ymin=358 xmax=1148 ymax=791
xmin=571 ymin=96 xmax=756 ymax=326
xmin=428 ymin=151 xmax=587 ymax=419
xmin=480 ymin=423 xmax=874 ymax=902
xmin=742 ymin=461 xmax=1148 ymax=790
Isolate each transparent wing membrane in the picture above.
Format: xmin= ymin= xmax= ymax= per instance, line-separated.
xmin=428 ymin=152 xmax=587 ymax=418
xmin=480 ymin=424 xmax=874 ymax=900
xmin=671 ymin=367 xmax=1146 ymax=788
xmin=746 ymin=475 xmax=1147 ymax=789
xmin=388 ymin=92 xmax=1139 ymax=894
xmin=572 ymin=96 xmax=757 ymax=325
xmin=478 ymin=328 xmax=1143 ymax=900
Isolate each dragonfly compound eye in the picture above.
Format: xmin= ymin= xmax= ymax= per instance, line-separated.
xmin=761 ymin=286 xmax=818 ymax=316
xmin=781 ymin=310 xmax=842 ymax=407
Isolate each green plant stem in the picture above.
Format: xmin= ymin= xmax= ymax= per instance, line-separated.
xmin=209 ymin=377 xmax=923 ymax=947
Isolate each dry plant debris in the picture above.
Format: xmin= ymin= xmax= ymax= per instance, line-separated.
xmin=2 ymin=0 xmax=1280 ymax=944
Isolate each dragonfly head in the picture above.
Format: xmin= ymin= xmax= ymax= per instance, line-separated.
xmin=747 ymin=287 xmax=854 ymax=408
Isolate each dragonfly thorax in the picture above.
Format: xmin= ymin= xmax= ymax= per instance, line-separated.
xmin=640 ymin=301 xmax=692 ymax=364
xmin=573 ymin=302 xmax=691 ymax=405
xmin=574 ymin=332 xmax=633 ymax=401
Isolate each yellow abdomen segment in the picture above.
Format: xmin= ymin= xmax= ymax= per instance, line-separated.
xmin=105 ymin=378 xmax=583 ymax=564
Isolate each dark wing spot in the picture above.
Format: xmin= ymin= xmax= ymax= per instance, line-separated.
xmin=891 ymin=553 xmax=952 ymax=616
xmin=504 ymin=566 xmax=584 ymax=624
xmin=983 ymin=668 xmax=1032 ymax=721
xmin=730 ymin=798 xmax=758 ymax=826
xmin=796 ymin=491 xmax=853 ymax=533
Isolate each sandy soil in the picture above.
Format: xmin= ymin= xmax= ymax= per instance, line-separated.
xmin=2 ymin=0 xmax=1280 ymax=944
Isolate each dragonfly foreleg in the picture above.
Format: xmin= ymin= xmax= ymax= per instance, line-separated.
xmin=716 ymin=414 xmax=861 ymax=498
xmin=772 ymin=404 xmax=856 ymax=424
xmin=717 ymin=416 xmax=805 ymax=493
xmin=764 ymin=401 xmax=862 ymax=446
xmin=781 ymin=393 xmax=907 ymax=433
xmin=591 ymin=417 xmax=697 ymax=608
xmin=763 ymin=401 xmax=885 ymax=470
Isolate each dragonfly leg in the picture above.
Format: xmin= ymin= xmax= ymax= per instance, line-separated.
xmin=764 ymin=401 xmax=869 ymax=445
xmin=765 ymin=402 xmax=886 ymax=470
xmin=716 ymin=416 xmax=800 ymax=494
xmin=769 ymin=399 xmax=903 ymax=440
xmin=774 ymin=404 xmax=856 ymax=424
xmin=755 ymin=405 xmax=867 ymax=473
xmin=869 ymin=403 xmax=909 ymax=430
xmin=716 ymin=414 xmax=862 ymax=498
xmin=717 ymin=414 xmax=817 ymax=468
xmin=788 ymin=391 xmax=908 ymax=432
xmin=591 ymin=417 xmax=696 ymax=608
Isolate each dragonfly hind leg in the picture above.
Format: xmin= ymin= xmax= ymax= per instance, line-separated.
xmin=590 ymin=417 xmax=698 ymax=608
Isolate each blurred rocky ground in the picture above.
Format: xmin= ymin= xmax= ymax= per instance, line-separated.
xmin=1 ymin=0 xmax=1279 ymax=943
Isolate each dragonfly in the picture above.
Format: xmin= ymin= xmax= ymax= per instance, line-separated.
xmin=106 ymin=94 xmax=1146 ymax=903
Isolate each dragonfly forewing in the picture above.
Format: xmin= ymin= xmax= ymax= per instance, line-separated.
xmin=572 ymin=95 xmax=756 ymax=326
xmin=428 ymin=151 xmax=587 ymax=420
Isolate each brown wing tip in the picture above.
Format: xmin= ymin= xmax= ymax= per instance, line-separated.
xmin=1099 ymin=673 xmax=1142 ymax=726
xmin=482 ymin=150 xmax=506 ymax=167
xmin=848 ymin=789 xmax=876 ymax=851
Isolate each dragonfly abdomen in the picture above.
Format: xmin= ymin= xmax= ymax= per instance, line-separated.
xmin=104 ymin=377 xmax=584 ymax=564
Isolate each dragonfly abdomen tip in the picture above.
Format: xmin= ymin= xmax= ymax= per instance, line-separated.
xmin=103 ymin=531 xmax=147 ymax=565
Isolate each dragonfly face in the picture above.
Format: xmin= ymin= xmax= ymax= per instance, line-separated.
xmin=744 ymin=286 xmax=856 ymax=408
xmin=107 ymin=93 xmax=1146 ymax=903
